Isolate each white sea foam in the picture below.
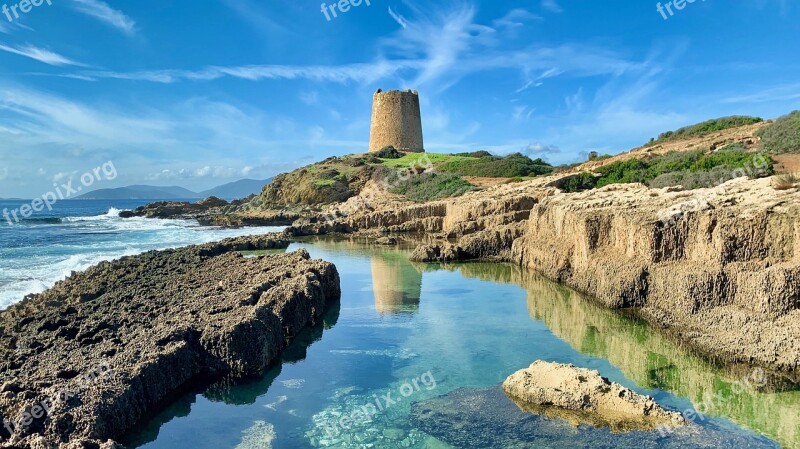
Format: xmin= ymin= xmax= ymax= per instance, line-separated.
xmin=0 ymin=210 xmax=286 ymax=309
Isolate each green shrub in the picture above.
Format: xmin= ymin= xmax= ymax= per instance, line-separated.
xmin=438 ymin=153 xmax=553 ymax=177
xmin=648 ymin=116 xmax=763 ymax=145
xmin=649 ymin=165 xmax=757 ymax=190
xmin=453 ymin=150 xmax=493 ymax=158
xmin=595 ymin=159 xmax=649 ymax=187
xmin=560 ymin=147 xmax=773 ymax=192
xmin=390 ymin=172 xmax=476 ymax=201
xmin=559 ymin=172 xmax=599 ymax=192
xmin=756 ymin=111 xmax=800 ymax=154
xmin=588 ymin=152 xmax=613 ymax=162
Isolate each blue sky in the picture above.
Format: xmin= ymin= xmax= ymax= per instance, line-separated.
xmin=0 ymin=0 xmax=798 ymax=197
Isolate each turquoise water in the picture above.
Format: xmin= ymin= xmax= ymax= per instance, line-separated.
xmin=0 ymin=199 xmax=284 ymax=309
xmin=119 ymin=239 xmax=797 ymax=449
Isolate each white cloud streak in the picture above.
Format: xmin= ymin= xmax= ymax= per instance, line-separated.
xmin=0 ymin=43 xmax=86 ymax=66
xmin=69 ymin=0 xmax=136 ymax=36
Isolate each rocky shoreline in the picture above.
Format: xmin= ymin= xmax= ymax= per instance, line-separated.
xmin=284 ymin=175 xmax=800 ymax=377
xmin=0 ymin=234 xmax=340 ymax=448
xmin=120 ymin=169 xmax=800 ymax=379
xmin=119 ymin=197 xmax=304 ymax=228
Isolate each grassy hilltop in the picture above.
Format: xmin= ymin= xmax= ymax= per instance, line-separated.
xmin=243 ymin=111 xmax=800 ymax=210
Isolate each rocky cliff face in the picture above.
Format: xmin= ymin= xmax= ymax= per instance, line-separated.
xmin=0 ymin=235 xmax=340 ymax=448
xmin=293 ymin=174 xmax=800 ymax=376
xmin=511 ymin=178 xmax=800 ymax=373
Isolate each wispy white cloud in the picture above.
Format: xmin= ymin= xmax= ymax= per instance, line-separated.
xmin=512 ymin=105 xmax=535 ymax=121
xmin=57 ymin=4 xmax=639 ymax=94
xmin=148 ymin=165 xmax=256 ymax=181
xmin=69 ymin=0 xmax=136 ymax=36
xmin=721 ymin=83 xmax=800 ymax=104
xmin=70 ymin=60 xmax=423 ymax=84
xmin=221 ymin=0 xmax=286 ymax=35
xmin=0 ymin=43 xmax=86 ymax=66
xmin=388 ymin=6 xmax=409 ymax=29
xmin=541 ymin=0 xmax=563 ymax=13
xmin=493 ymin=8 xmax=542 ymax=29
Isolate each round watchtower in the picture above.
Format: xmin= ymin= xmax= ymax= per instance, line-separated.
xmin=368 ymin=89 xmax=425 ymax=153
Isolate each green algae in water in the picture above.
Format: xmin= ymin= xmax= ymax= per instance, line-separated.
xmin=122 ymin=239 xmax=798 ymax=449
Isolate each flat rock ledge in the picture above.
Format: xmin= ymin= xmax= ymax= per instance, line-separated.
xmin=0 ymin=234 xmax=340 ymax=448
xmin=502 ymin=361 xmax=686 ymax=432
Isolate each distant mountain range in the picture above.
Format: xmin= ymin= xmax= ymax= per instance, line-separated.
xmin=76 ymin=179 xmax=271 ymax=201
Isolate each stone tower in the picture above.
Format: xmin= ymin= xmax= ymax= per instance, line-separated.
xmin=368 ymin=89 xmax=424 ymax=153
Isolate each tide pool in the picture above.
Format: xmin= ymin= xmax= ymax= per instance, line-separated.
xmin=119 ymin=238 xmax=798 ymax=449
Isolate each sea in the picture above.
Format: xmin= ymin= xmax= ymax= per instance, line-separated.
xmin=0 ymin=199 xmax=285 ymax=309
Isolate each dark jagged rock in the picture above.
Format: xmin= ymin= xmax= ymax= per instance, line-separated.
xmin=0 ymin=234 xmax=340 ymax=448
xmin=409 ymin=243 xmax=464 ymax=262
xmin=410 ymin=387 xmax=778 ymax=449
xmin=121 ymin=196 xmax=231 ymax=219
xmin=375 ymin=236 xmax=398 ymax=246
xmin=120 ymin=197 xmax=303 ymax=228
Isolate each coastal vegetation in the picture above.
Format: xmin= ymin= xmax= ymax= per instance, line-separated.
xmin=387 ymin=172 xmax=477 ymax=202
xmin=757 ymin=110 xmax=800 ymax=154
xmin=249 ymin=150 xmax=552 ymax=206
xmin=560 ymin=145 xmax=773 ymax=193
xmin=646 ymin=115 xmax=763 ymax=145
xmin=379 ymin=151 xmax=553 ymax=178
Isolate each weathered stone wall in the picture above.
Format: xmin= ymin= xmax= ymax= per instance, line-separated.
xmin=368 ymin=89 xmax=424 ymax=153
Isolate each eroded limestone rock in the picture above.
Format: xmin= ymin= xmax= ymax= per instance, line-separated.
xmin=502 ymin=361 xmax=685 ymax=432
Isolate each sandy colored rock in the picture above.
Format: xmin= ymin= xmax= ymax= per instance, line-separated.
xmin=502 ymin=361 xmax=686 ymax=432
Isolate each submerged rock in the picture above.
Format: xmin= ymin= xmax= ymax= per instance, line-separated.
xmin=410 ymin=386 xmax=778 ymax=449
xmin=235 ymin=421 xmax=276 ymax=449
xmin=0 ymin=234 xmax=340 ymax=448
xmin=502 ymin=361 xmax=685 ymax=432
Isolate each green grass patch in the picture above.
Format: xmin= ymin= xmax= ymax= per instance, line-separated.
xmin=380 ymin=152 xmax=553 ymax=178
xmin=389 ymin=172 xmax=477 ymax=202
xmin=756 ymin=111 xmax=800 ymax=154
xmin=647 ymin=116 xmax=763 ymax=145
xmin=437 ymin=153 xmax=553 ymax=177
xmin=379 ymin=152 xmax=473 ymax=169
xmin=313 ymin=179 xmax=337 ymax=187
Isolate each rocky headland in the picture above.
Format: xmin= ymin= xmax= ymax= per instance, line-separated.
xmin=119 ymin=196 xmax=304 ymax=227
xmin=0 ymin=234 xmax=340 ymax=448
xmin=121 ymin=117 xmax=800 ymax=379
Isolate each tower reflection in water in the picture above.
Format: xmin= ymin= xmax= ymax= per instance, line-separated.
xmin=371 ymin=251 xmax=422 ymax=315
